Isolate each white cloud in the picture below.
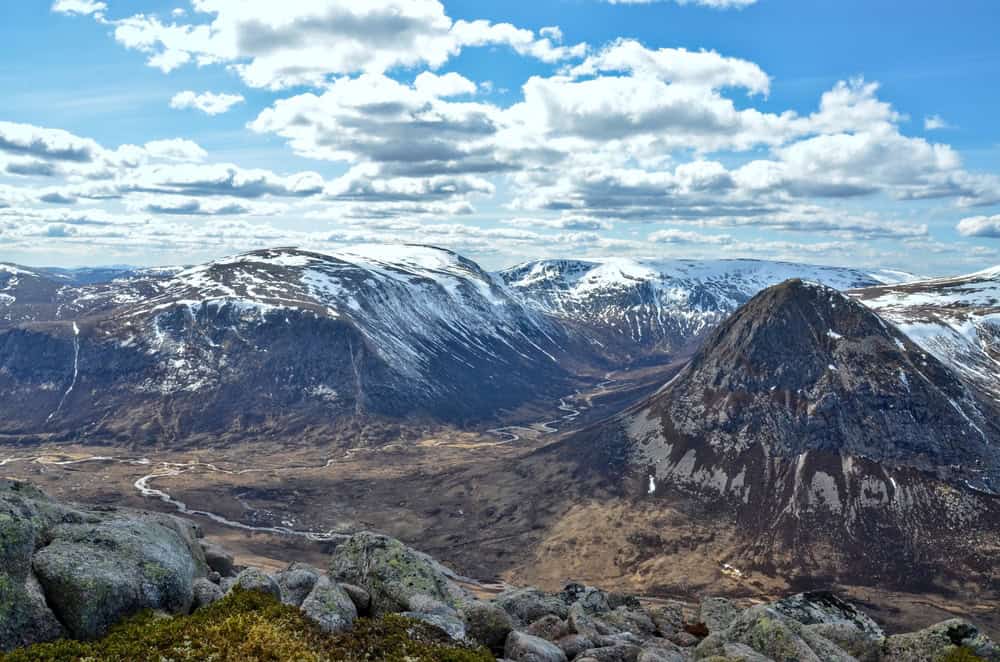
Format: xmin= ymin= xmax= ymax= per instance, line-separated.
xmin=957 ymin=215 xmax=1000 ymax=238
xmin=143 ymin=139 xmax=208 ymax=162
xmin=170 ymin=90 xmax=245 ymax=115
xmin=648 ymin=228 xmax=732 ymax=243
xmin=96 ymin=1 xmax=585 ymax=89
xmin=924 ymin=114 xmax=953 ymax=131
xmin=51 ymin=0 xmax=106 ymax=16
xmin=413 ymin=72 xmax=478 ymax=98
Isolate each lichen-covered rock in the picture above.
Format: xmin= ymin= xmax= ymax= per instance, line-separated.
xmin=273 ymin=562 xmax=321 ymax=607
xmin=192 ymin=577 xmax=224 ymax=611
xmin=505 ymin=630 xmax=569 ymax=662
xmin=299 ymin=576 xmax=357 ymax=634
xmin=340 ymin=582 xmax=371 ymax=614
xmin=526 ymin=614 xmax=571 ymax=641
xmin=601 ymin=606 xmax=659 ymax=637
xmin=803 ymin=622 xmax=882 ymax=662
xmin=403 ymin=610 xmax=467 ymax=640
xmin=328 ymin=532 xmax=468 ymax=616
xmin=636 ymin=640 xmax=689 ymax=662
xmin=884 ymin=618 xmax=1000 ymax=661
xmin=558 ymin=633 xmax=598 ymax=658
xmin=561 ymin=583 xmax=612 ymax=613
xmin=696 ymin=605 xmax=855 ymax=662
xmin=31 ymin=514 xmax=205 ymax=640
xmin=498 ymin=586 xmax=570 ymax=625
xmin=769 ymin=591 xmax=883 ymax=639
xmin=0 ymin=572 xmax=66 ymax=652
xmin=228 ymin=567 xmax=281 ymax=600
xmin=699 ymin=597 xmax=739 ymax=633
xmin=463 ymin=599 xmax=514 ymax=654
xmin=648 ymin=603 xmax=686 ymax=637
xmin=578 ymin=643 xmax=643 ymax=662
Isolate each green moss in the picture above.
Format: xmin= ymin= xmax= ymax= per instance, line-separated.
xmin=0 ymin=589 xmax=494 ymax=662
xmin=938 ymin=646 xmax=988 ymax=662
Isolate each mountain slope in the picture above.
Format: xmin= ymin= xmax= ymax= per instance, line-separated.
xmin=559 ymin=279 xmax=1000 ymax=587
xmin=499 ymin=258 xmax=911 ymax=360
xmin=0 ymin=246 xmax=579 ymax=442
xmin=854 ymin=265 xmax=1000 ymax=403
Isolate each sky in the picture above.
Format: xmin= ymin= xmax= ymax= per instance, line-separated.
xmin=1 ymin=1 xmax=1000 ymax=274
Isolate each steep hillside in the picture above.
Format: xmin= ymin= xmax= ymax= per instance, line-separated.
xmin=559 ymin=279 xmax=1000 ymax=587
xmin=855 ymin=265 xmax=1000 ymax=403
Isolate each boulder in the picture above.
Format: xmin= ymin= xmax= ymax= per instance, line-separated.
xmin=463 ymin=600 xmax=515 ymax=654
xmin=299 ymin=576 xmax=357 ymax=634
xmin=561 ymin=583 xmax=612 ymax=614
xmin=648 ymin=603 xmax=686 ymax=637
xmin=884 ymin=618 xmax=1000 ymax=661
xmin=498 ymin=586 xmax=570 ymax=625
xmin=228 ymin=567 xmax=281 ymax=600
xmin=340 ymin=582 xmax=372 ymax=614
xmin=32 ymin=514 xmax=206 ymax=640
xmin=402 ymin=610 xmax=467 ymax=640
xmin=0 ymin=572 xmax=66 ymax=652
xmin=768 ymin=591 xmax=883 ymax=639
xmin=601 ymin=606 xmax=659 ymax=637
xmin=695 ymin=605 xmax=855 ymax=662
xmin=578 ymin=643 xmax=643 ymax=662
xmin=191 ymin=577 xmax=224 ymax=611
xmin=699 ymin=597 xmax=739 ymax=633
xmin=505 ymin=630 xmax=569 ymax=662
xmin=273 ymin=562 xmax=321 ymax=607
xmin=328 ymin=532 xmax=468 ymax=616
xmin=526 ymin=614 xmax=571 ymax=641
xmin=803 ymin=622 xmax=883 ymax=662
xmin=557 ymin=633 xmax=597 ymax=658
xmin=636 ymin=640 xmax=689 ymax=662
xmin=199 ymin=541 xmax=235 ymax=577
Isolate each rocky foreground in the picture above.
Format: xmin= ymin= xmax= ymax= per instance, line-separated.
xmin=1 ymin=479 xmax=998 ymax=661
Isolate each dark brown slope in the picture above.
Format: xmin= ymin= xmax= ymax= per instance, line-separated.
xmin=554 ymin=279 xmax=1000 ymax=589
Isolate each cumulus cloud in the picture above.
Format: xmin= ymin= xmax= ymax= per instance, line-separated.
xmin=51 ymin=0 xmax=106 ymax=16
xmin=957 ymin=215 xmax=1000 ymax=238
xmin=143 ymin=138 xmax=208 ymax=162
xmin=170 ymin=90 xmax=245 ymax=115
xmin=0 ymin=121 xmax=100 ymax=162
xmin=97 ymin=1 xmax=585 ymax=89
xmin=119 ymin=163 xmax=325 ymax=198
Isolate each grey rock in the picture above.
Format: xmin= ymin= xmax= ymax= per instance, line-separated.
xmin=207 ymin=570 xmax=221 ymax=584
xmin=768 ymin=592 xmax=883 ymax=639
xmin=698 ymin=597 xmax=739 ymax=633
xmin=505 ymin=630 xmax=569 ymax=662
xmin=718 ymin=642 xmax=774 ymax=661
xmin=32 ymin=514 xmax=204 ymax=640
xmin=228 ymin=567 xmax=281 ymax=600
xmin=340 ymin=582 xmax=371 ymax=614
xmin=408 ymin=592 xmax=461 ymax=618
xmin=498 ymin=586 xmax=570 ymax=625
xmin=0 ymin=572 xmax=66 ymax=652
xmin=637 ymin=640 xmax=689 ymax=662
xmin=803 ymin=622 xmax=882 ymax=662
xmin=403 ymin=610 xmax=467 ymax=640
xmin=698 ymin=604 xmax=855 ymax=662
xmin=273 ymin=562 xmax=321 ymax=607
xmin=561 ymin=583 xmax=612 ymax=614
xmin=463 ymin=600 xmax=515 ymax=654
xmin=578 ymin=644 xmax=643 ymax=662
xmin=300 ymin=576 xmax=357 ymax=634
xmin=526 ymin=614 xmax=571 ymax=641
xmin=667 ymin=630 xmax=701 ymax=648
xmin=602 ymin=606 xmax=658 ymax=637
xmin=200 ymin=541 xmax=235 ymax=577
xmin=884 ymin=618 xmax=1000 ymax=661
xmin=328 ymin=532 xmax=468 ymax=616
xmin=648 ymin=603 xmax=686 ymax=637
xmin=557 ymin=633 xmax=597 ymax=658
xmin=192 ymin=577 xmax=224 ymax=611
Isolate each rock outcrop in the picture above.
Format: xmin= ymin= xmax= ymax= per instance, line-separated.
xmin=2 ymin=481 xmax=999 ymax=662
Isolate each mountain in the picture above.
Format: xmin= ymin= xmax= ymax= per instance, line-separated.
xmin=498 ymin=258 xmax=912 ymax=361
xmin=560 ymin=279 xmax=1000 ymax=587
xmin=854 ymin=265 xmax=1000 ymax=403
xmin=0 ymin=246 xmax=579 ymax=442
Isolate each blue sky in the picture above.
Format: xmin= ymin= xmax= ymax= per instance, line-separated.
xmin=1 ymin=0 xmax=999 ymax=273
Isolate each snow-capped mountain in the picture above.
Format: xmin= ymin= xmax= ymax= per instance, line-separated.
xmin=854 ymin=266 xmax=1000 ymax=403
xmin=498 ymin=258 xmax=913 ymax=358
xmin=0 ymin=246 xmax=578 ymax=441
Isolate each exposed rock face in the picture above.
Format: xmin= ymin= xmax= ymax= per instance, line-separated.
xmin=0 ymin=246 xmax=582 ymax=442
xmin=563 ymin=280 xmax=1000 ymax=588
